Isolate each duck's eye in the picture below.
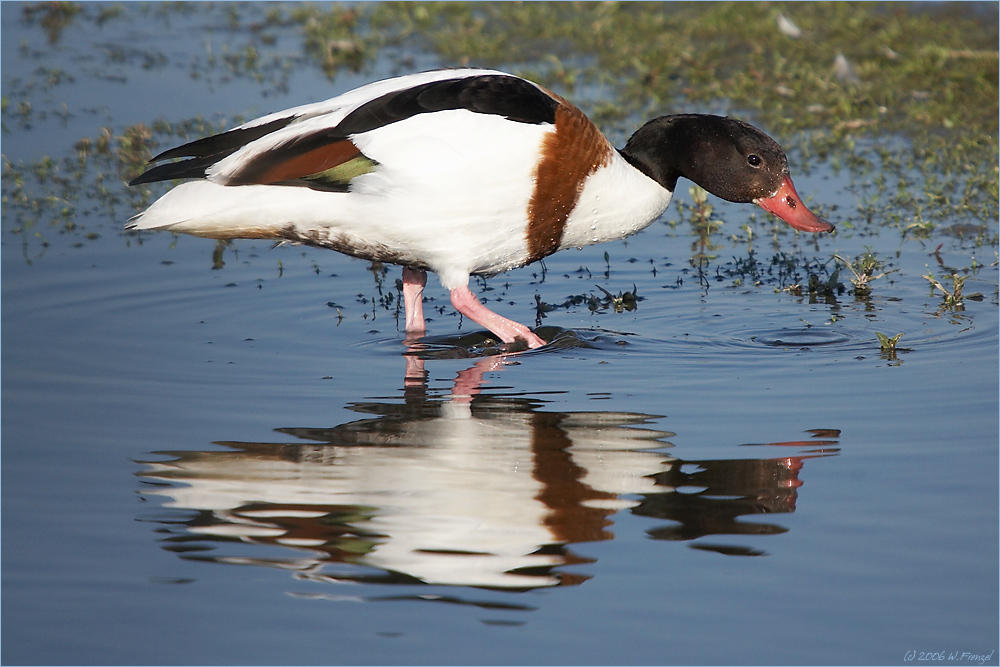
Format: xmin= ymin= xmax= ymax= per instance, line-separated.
xmin=747 ymin=154 xmax=762 ymax=167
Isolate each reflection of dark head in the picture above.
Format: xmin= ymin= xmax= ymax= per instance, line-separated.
xmin=633 ymin=457 xmax=802 ymax=542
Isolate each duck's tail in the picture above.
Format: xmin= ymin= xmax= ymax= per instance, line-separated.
xmin=126 ymin=180 xmax=327 ymax=241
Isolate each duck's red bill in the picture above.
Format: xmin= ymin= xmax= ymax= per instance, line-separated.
xmin=756 ymin=177 xmax=834 ymax=233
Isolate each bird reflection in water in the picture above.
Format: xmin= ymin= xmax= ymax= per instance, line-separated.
xmin=137 ymin=347 xmax=840 ymax=595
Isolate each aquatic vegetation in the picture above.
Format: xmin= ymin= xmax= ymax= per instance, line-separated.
xmin=719 ymin=249 xmax=835 ymax=293
xmin=922 ymin=269 xmax=980 ymax=311
xmin=683 ymin=185 xmax=725 ymax=265
xmin=806 ymin=268 xmax=845 ymax=303
xmin=876 ymin=331 xmax=904 ymax=353
xmin=833 ymin=248 xmax=896 ymax=297
xmin=529 ymin=281 xmax=643 ymax=328
xmin=21 ymin=1 xmax=81 ymax=44
xmin=875 ymin=330 xmax=910 ymax=364
xmin=594 ymin=284 xmax=640 ymax=314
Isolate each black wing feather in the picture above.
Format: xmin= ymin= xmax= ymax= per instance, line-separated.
xmin=130 ymin=116 xmax=297 ymax=185
xmin=129 ymin=155 xmax=221 ymax=185
xmin=129 ymin=73 xmax=559 ymax=188
xmin=152 ymin=116 xmax=297 ymax=161
xmin=337 ymin=74 xmax=559 ymax=136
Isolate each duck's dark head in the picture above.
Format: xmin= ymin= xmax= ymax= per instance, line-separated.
xmin=621 ymin=114 xmax=834 ymax=233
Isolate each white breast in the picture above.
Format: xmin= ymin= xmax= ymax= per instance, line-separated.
xmin=559 ymin=153 xmax=673 ymax=251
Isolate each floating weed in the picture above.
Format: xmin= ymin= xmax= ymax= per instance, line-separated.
xmin=901 ymin=218 xmax=936 ymax=240
xmin=726 ymin=249 xmax=764 ymax=286
xmin=4 ymin=115 xmax=238 ymax=257
xmin=875 ymin=331 xmax=905 ymax=353
xmin=22 ymin=1 xmax=82 ymax=45
xmin=115 ymin=123 xmax=155 ymax=174
xmin=720 ymin=249 xmax=835 ymax=294
xmin=688 ymin=186 xmax=722 ymax=233
xmin=833 ymin=248 xmax=897 ymax=297
xmin=921 ymin=269 xmax=982 ymax=311
xmin=534 ymin=284 xmax=642 ymax=321
xmin=292 ymin=4 xmax=369 ymax=77
xmin=807 ymin=268 xmax=845 ymax=303
xmin=875 ymin=331 xmax=912 ymax=364
xmin=595 ymin=284 xmax=639 ymax=313
xmin=326 ymin=302 xmax=345 ymax=326
xmin=684 ymin=185 xmax=725 ymax=264
xmin=533 ymin=293 xmax=557 ymax=326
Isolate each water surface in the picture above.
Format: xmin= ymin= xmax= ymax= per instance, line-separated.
xmin=2 ymin=4 xmax=997 ymax=665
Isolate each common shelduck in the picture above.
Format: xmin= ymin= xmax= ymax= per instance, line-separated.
xmin=128 ymin=68 xmax=834 ymax=350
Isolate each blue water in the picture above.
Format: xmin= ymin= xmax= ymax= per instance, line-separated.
xmin=2 ymin=4 xmax=997 ymax=665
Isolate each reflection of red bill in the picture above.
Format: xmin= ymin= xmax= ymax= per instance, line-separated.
xmin=756 ymin=176 xmax=835 ymax=233
xmin=766 ymin=440 xmax=839 ymax=448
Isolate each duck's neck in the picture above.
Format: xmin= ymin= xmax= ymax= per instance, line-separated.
xmin=618 ymin=115 xmax=700 ymax=194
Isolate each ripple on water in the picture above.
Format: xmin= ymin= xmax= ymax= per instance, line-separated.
xmin=749 ymin=328 xmax=854 ymax=348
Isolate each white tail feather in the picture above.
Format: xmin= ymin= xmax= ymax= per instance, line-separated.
xmin=127 ymin=180 xmax=336 ymax=240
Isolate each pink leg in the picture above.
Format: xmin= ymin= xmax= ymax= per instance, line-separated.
xmin=401 ymin=267 xmax=426 ymax=334
xmin=449 ymin=284 xmax=546 ymax=349
xmin=403 ymin=352 xmax=427 ymax=388
xmin=452 ymin=356 xmax=507 ymax=403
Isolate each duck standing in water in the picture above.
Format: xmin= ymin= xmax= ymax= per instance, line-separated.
xmin=128 ymin=68 xmax=833 ymax=349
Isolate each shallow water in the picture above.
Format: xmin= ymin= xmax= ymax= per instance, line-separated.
xmin=2 ymin=4 xmax=997 ymax=665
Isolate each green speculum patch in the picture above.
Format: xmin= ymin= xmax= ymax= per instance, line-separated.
xmin=303 ymin=154 xmax=380 ymax=190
